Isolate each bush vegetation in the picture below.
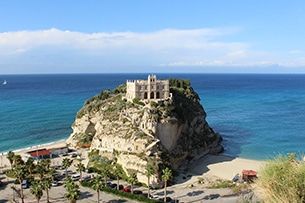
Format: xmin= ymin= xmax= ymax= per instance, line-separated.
xmin=113 ymin=84 xmax=127 ymax=94
xmin=207 ymin=179 xmax=235 ymax=189
xmin=74 ymin=132 xmax=93 ymax=145
xmin=168 ymin=78 xmax=202 ymax=123
xmin=133 ymin=97 xmax=145 ymax=106
xmin=256 ymin=153 xmax=305 ymax=203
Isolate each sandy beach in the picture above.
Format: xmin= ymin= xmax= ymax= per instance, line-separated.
xmin=172 ymin=154 xmax=264 ymax=190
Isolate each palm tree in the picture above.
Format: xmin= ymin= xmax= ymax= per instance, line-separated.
xmin=145 ymin=163 xmax=155 ymax=198
xmin=48 ymin=168 xmax=57 ymax=181
xmin=6 ymin=150 xmax=15 ymax=169
xmin=40 ymin=158 xmax=51 ymax=170
xmin=91 ymin=175 xmax=104 ymax=203
xmin=162 ymin=167 xmax=172 ymax=202
xmin=12 ymin=154 xmax=24 ymax=166
xmin=62 ymin=158 xmax=73 ymax=178
xmin=41 ymin=176 xmax=52 ymax=203
xmin=64 ymin=176 xmax=74 ymax=187
xmin=75 ymin=161 xmax=85 ymax=181
xmin=14 ymin=164 xmax=26 ymax=203
xmin=35 ymin=163 xmax=46 ymax=180
xmin=25 ymin=157 xmax=35 ymax=175
xmin=64 ymin=177 xmax=80 ymax=203
xmin=30 ymin=180 xmax=43 ymax=203
xmin=100 ymin=165 xmax=110 ymax=187
xmin=127 ymin=172 xmax=138 ymax=194
xmin=112 ymin=165 xmax=123 ymax=190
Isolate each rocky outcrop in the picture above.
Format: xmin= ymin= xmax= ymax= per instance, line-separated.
xmin=66 ymin=82 xmax=223 ymax=187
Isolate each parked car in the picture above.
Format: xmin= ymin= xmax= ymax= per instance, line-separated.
xmin=71 ymin=174 xmax=80 ymax=181
xmin=53 ymin=165 xmax=62 ymax=170
xmin=108 ymin=183 xmax=117 ymax=188
xmin=70 ymin=153 xmax=77 ymax=158
xmin=133 ymin=190 xmax=143 ymax=195
xmin=52 ymin=180 xmax=58 ymax=186
xmin=122 ymin=187 xmax=131 ymax=193
xmin=62 ymin=170 xmax=73 ymax=176
xmin=21 ymin=180 xmax=28 ymax=189
xmin=149 ymin=194 xmax=159 ymax=199
xmin=158 ymin=197 xmax=172 ymax=202
xmin=53 ymin=172 xmax=60 ymax=177
xmin=85 ymin=168 xmax=93 ymax=173
xmin=81 ymin=175 xmax=91 ymax=181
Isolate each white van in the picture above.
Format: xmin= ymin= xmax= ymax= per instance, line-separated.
xmin=21 ymin=180 xmax=28 ymax=189
xmin=71 ymin=174 xmax=80 ymax=181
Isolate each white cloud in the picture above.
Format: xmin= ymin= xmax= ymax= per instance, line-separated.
xmin=0 ymin=27 xmax=304 ymax=73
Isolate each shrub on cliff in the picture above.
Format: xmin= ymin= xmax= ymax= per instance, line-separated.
xmin=113 ymin=84 xmax=126 ymax=94
xmin=132 ymin=97 xmax=145 ymax=106
xmin=256 ymin=153 xmax=305 ymax=202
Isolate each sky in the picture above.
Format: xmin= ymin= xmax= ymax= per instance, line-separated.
xmin=1 ymin=0 xmax=305 ymax=74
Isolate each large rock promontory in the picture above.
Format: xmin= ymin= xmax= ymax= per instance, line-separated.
xmin=66 ymin=77 xmax=223 ymax=187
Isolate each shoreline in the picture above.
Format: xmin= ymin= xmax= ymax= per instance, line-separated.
xmin=0 ymin=139 xmax=68 ymax=169
xmin=0 ymin=139 xmax=68 ymax=155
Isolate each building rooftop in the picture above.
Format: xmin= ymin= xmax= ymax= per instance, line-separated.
xmin=27 ymin=148 xmax=51 ymax=157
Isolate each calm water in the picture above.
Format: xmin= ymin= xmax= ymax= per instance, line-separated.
xmin=0 ymin=73 xmax=304 ymax=160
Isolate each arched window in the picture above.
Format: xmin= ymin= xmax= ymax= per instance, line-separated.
xmin=150 ymin=92 xmax=154 ymax=99
xmin=156 ymin=92 xmax=160 ymax=99
xmin=144 ymin=92 xmax=148 ymax=99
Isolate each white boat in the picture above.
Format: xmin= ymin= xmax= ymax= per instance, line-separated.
xmin=3 ymin=80 xmax=7 ymax=85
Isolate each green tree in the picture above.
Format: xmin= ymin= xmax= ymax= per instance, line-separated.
xmin=162 ymin=167 xmax=172 ymax=202
xmin=6 ymin=150 xmax=15 ymax=169
xmin=35 ymin=163 xmax=46 ymax=180
xmin=127 ymin=172 xmax=138 ymax=194
xmin=48 ymin=168 xmax=57 ymax=181
xmin=100 ymin=165 xmax=110 ymax=187
xmin=75 ymin=161 xmax=85 ymax=181
xmin=91 ymin=175 xmax=104 ymax=203
xmin=64 ymin=177 xmax=80 ymax=203
xmin=41 ymin=176 xmax=52 ymax=203
xmin=40 ymin=158 xmax=51 ymax=170
xmin=30 ymin=180 xmax=43 ymax=203
xmin=112 ymin=165 xmax=123 ymax=190
xmin=25 ymin=156 xmax=35 ymax=175
xmin=62 ymin=158 xmax=73 ymax=178
xmin=145 ymin=163 xmax=155 ymax=198
xmin=14 ymin=164 xmax=27 ymax=203
xmin=12 ymin=154 xmax=24 ymax=166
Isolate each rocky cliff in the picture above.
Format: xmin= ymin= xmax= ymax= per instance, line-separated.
xmin=66 ymin=79 xmax=223 ymax=187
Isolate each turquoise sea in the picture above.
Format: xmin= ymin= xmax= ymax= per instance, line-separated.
xmin=0 ymin=73 xmax=305 ymax=160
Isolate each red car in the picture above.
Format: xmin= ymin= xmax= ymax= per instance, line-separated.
xmin=122 ymin=187 xmax=131 ymax=193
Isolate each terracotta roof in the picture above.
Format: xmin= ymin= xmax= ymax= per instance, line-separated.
xmin=27 ymin=149 xmax=51 ymax=157
xmin=242 ymin=170 xmax=257 ymax=176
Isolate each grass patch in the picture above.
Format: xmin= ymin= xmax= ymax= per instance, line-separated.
xmin=208 ymin=179 xmax=235 ymax=189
